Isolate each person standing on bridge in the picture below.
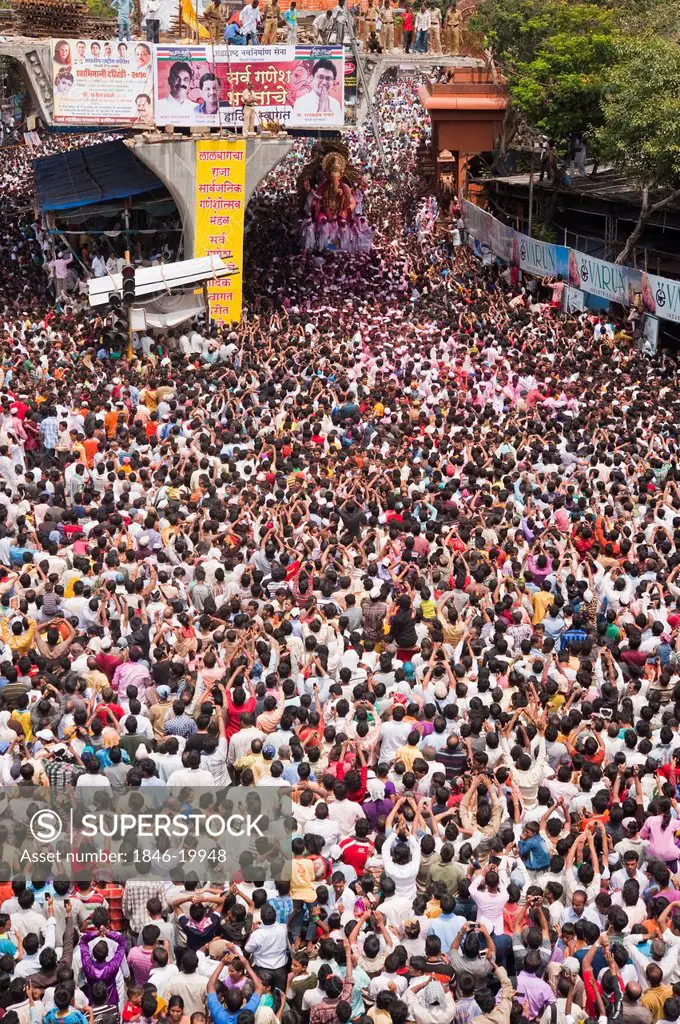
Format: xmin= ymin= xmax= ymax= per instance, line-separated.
xmin=142 ymin=0 xmax=161 ymax=42
xmin=111 ymin=0 xmax=133 ymax=42
xmin=381 ymin=0 xmax=395 ymax=52
xmin=293 ymin=59 xmax=341 ymax=117
xmin=203 ymin=0 xmax=224 ymax=41
xmin=313 ymin=9 xmax=334 ymax=43
xmin=284 ymin=1 xmax=298 ymax=42
xmin=329 ymin=0 xmax=351 ymax=44
xmin=262 ymin=0 xmax=281 ymax=44
xmin=364 ymin=0 xmax=378 ymax=44
xmin=239 ymin=0 xmax=261 ymax=44
xmin=443 ymin=5 xmax=461 ymax=53
xmin=414 ymin=5 xmax=430 ymax=52
xmin=401 ymin=5 xmax=414 ymax=52
xmin=241 ymin=81 xmax=256 ymax=135
xmin=428 ymin=2 xmax=442 ymax=53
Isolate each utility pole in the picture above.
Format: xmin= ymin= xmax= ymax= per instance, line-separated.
xmin=527 ymin=141 xmax=534 ymax=238
xmin=122 ymin=254 xmax=136 ymax=361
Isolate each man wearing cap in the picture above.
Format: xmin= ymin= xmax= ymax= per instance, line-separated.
xmin=36 ymin=733 xmax=86 ymax=787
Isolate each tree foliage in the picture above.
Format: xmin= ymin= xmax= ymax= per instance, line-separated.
xmin=472 ymin=0 xmax=680 ymax=260
xmin=511 ymin=23 xmax=615 ymax=140
xmin=471 ymin=0 xmax=680 ymax=145
xmin=596 ymin=38 xmax=680 ymax=191
xmin=469 ymin=0 xmax=561 ymax=66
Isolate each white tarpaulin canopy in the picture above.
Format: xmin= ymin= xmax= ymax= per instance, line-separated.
xmin=135 ymin=290 xmax=207 ymax=329
xmin=88 ymin=256 xmax=236 ymax=308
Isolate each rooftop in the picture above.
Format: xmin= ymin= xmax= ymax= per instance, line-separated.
xmin=489 ymin=167 xmax=680 ymax=213
xmin=418 ymin=68 xmax=508 ymax=112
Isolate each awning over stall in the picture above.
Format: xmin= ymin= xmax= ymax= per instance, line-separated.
xmin=34 ymin=141 xmax=164 ymax=212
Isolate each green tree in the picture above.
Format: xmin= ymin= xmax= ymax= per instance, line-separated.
xmin=613 ymin=0 xmax=680 ymax=36
xmin=595 ymin=37 xmax=680 ymax=263
xmin=470 ymin=0 xmax=558 ymax=65
xmin=471 ymin=0 xmax=614 ymax=142
xmin=511 ymin=22 xmax=615 ymax=140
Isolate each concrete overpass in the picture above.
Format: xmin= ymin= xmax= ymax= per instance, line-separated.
xmin=0 ymin=35 xmax=479 ymax=130
xmin=0 ymin=36 xmax=53 ymax=123
xmin=126 ymin=133 xmax=293 ymax=256
xmin=0 ymin=36 xmax=482 ymax=249
xmin=356 ymin=53 xmax=485 ymax=124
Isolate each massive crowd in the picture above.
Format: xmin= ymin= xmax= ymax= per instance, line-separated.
xmin=0 ymin=68 xmax=677 ymax=1024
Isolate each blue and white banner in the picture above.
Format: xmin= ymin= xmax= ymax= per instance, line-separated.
xmin=461 ymin=199 xmax=680 ymax=328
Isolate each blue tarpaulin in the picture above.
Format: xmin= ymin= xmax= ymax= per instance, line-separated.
xmin=34 ymin=140 xmax=164 ymax=213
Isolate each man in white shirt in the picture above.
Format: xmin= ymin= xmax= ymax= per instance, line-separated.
xmin=414 ymin=7 xmax=430 ymax=51
xmin=156 ymin=61 xmax=193 ymax=124
xmin=304 ymin=804 xmax=341 ymax=856
xmin=14 ymin=912 xmax=56 ymax=975
xmin=149 ymin=950 xmax=180 ymax=996
xmin=245 ymin=904 xmax=288 ymax=988
xmin=228 ymin=718 xmax=265 ymax=766
xmin=148 ymin=738 xmax=184 ymax=782
xmin=379 ymin=712 xmax=412 ymax=762
xmin=328 ymin=781 xmax=366 ymax=834
xmin=91 ymin=254 xmax=107 ymax=278
xmin=11 ymin=892 xmax=49 ymax=940
xmin=313 ymin=10 xmax=333 ymax=40
xmin=76 ymin=760 xmax=112 ymax=790
xmin=164 ymin=951 xmax=207 ymax=1015
xmin=167 ymin=749 xmax=216 ymax=787
xmin=382 ymin=828 xmax=421 ymax=901
xmin=201 ymin=735 xmax=230 ymax=786
xmin=239 ymin=0 xmax=261 ymax=42
xmin=378 ymin=880 xmax=414 ymax=934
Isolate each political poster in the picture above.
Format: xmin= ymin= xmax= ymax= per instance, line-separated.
xmin=51 ymin=38 xmax=154 ymax=125
xmin=194 ymin=139 xmax=246 ymax=324
xmin=154 ymin=44 xmax=344 ymax=129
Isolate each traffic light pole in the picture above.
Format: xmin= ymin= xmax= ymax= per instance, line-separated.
xmin=125 ymin=249 xmax=134 ymax=361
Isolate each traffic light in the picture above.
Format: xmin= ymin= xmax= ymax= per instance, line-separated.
xmin=121 ymin=262 xmax=136 ymax=306
xmin=105 ymin=293 xmax=128 ymax=348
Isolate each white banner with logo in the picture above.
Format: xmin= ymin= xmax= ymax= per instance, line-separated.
xmin=460 ymin=199 xmax=680 ymax=329
xmin=640 ymin=273 xmax=680 ymax=324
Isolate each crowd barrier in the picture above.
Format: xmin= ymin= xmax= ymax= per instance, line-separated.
xmin=461 ymin=199 xmax=680 ymax=328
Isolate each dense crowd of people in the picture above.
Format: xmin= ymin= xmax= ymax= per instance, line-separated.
xmin=0 ymin=66 xmax=678 ymax=1024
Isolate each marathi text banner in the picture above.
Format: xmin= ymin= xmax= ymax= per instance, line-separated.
xmin=155 ymin=44 xmax=344 ymax=129
xmin=52 ymin=38 xmax=154 ymax=126
xmin=194 ymin=138 xmax=246 ymax=325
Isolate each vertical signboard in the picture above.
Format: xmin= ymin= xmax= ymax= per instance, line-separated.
xmin=194 ymin=139 xmax=246 ymax=324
